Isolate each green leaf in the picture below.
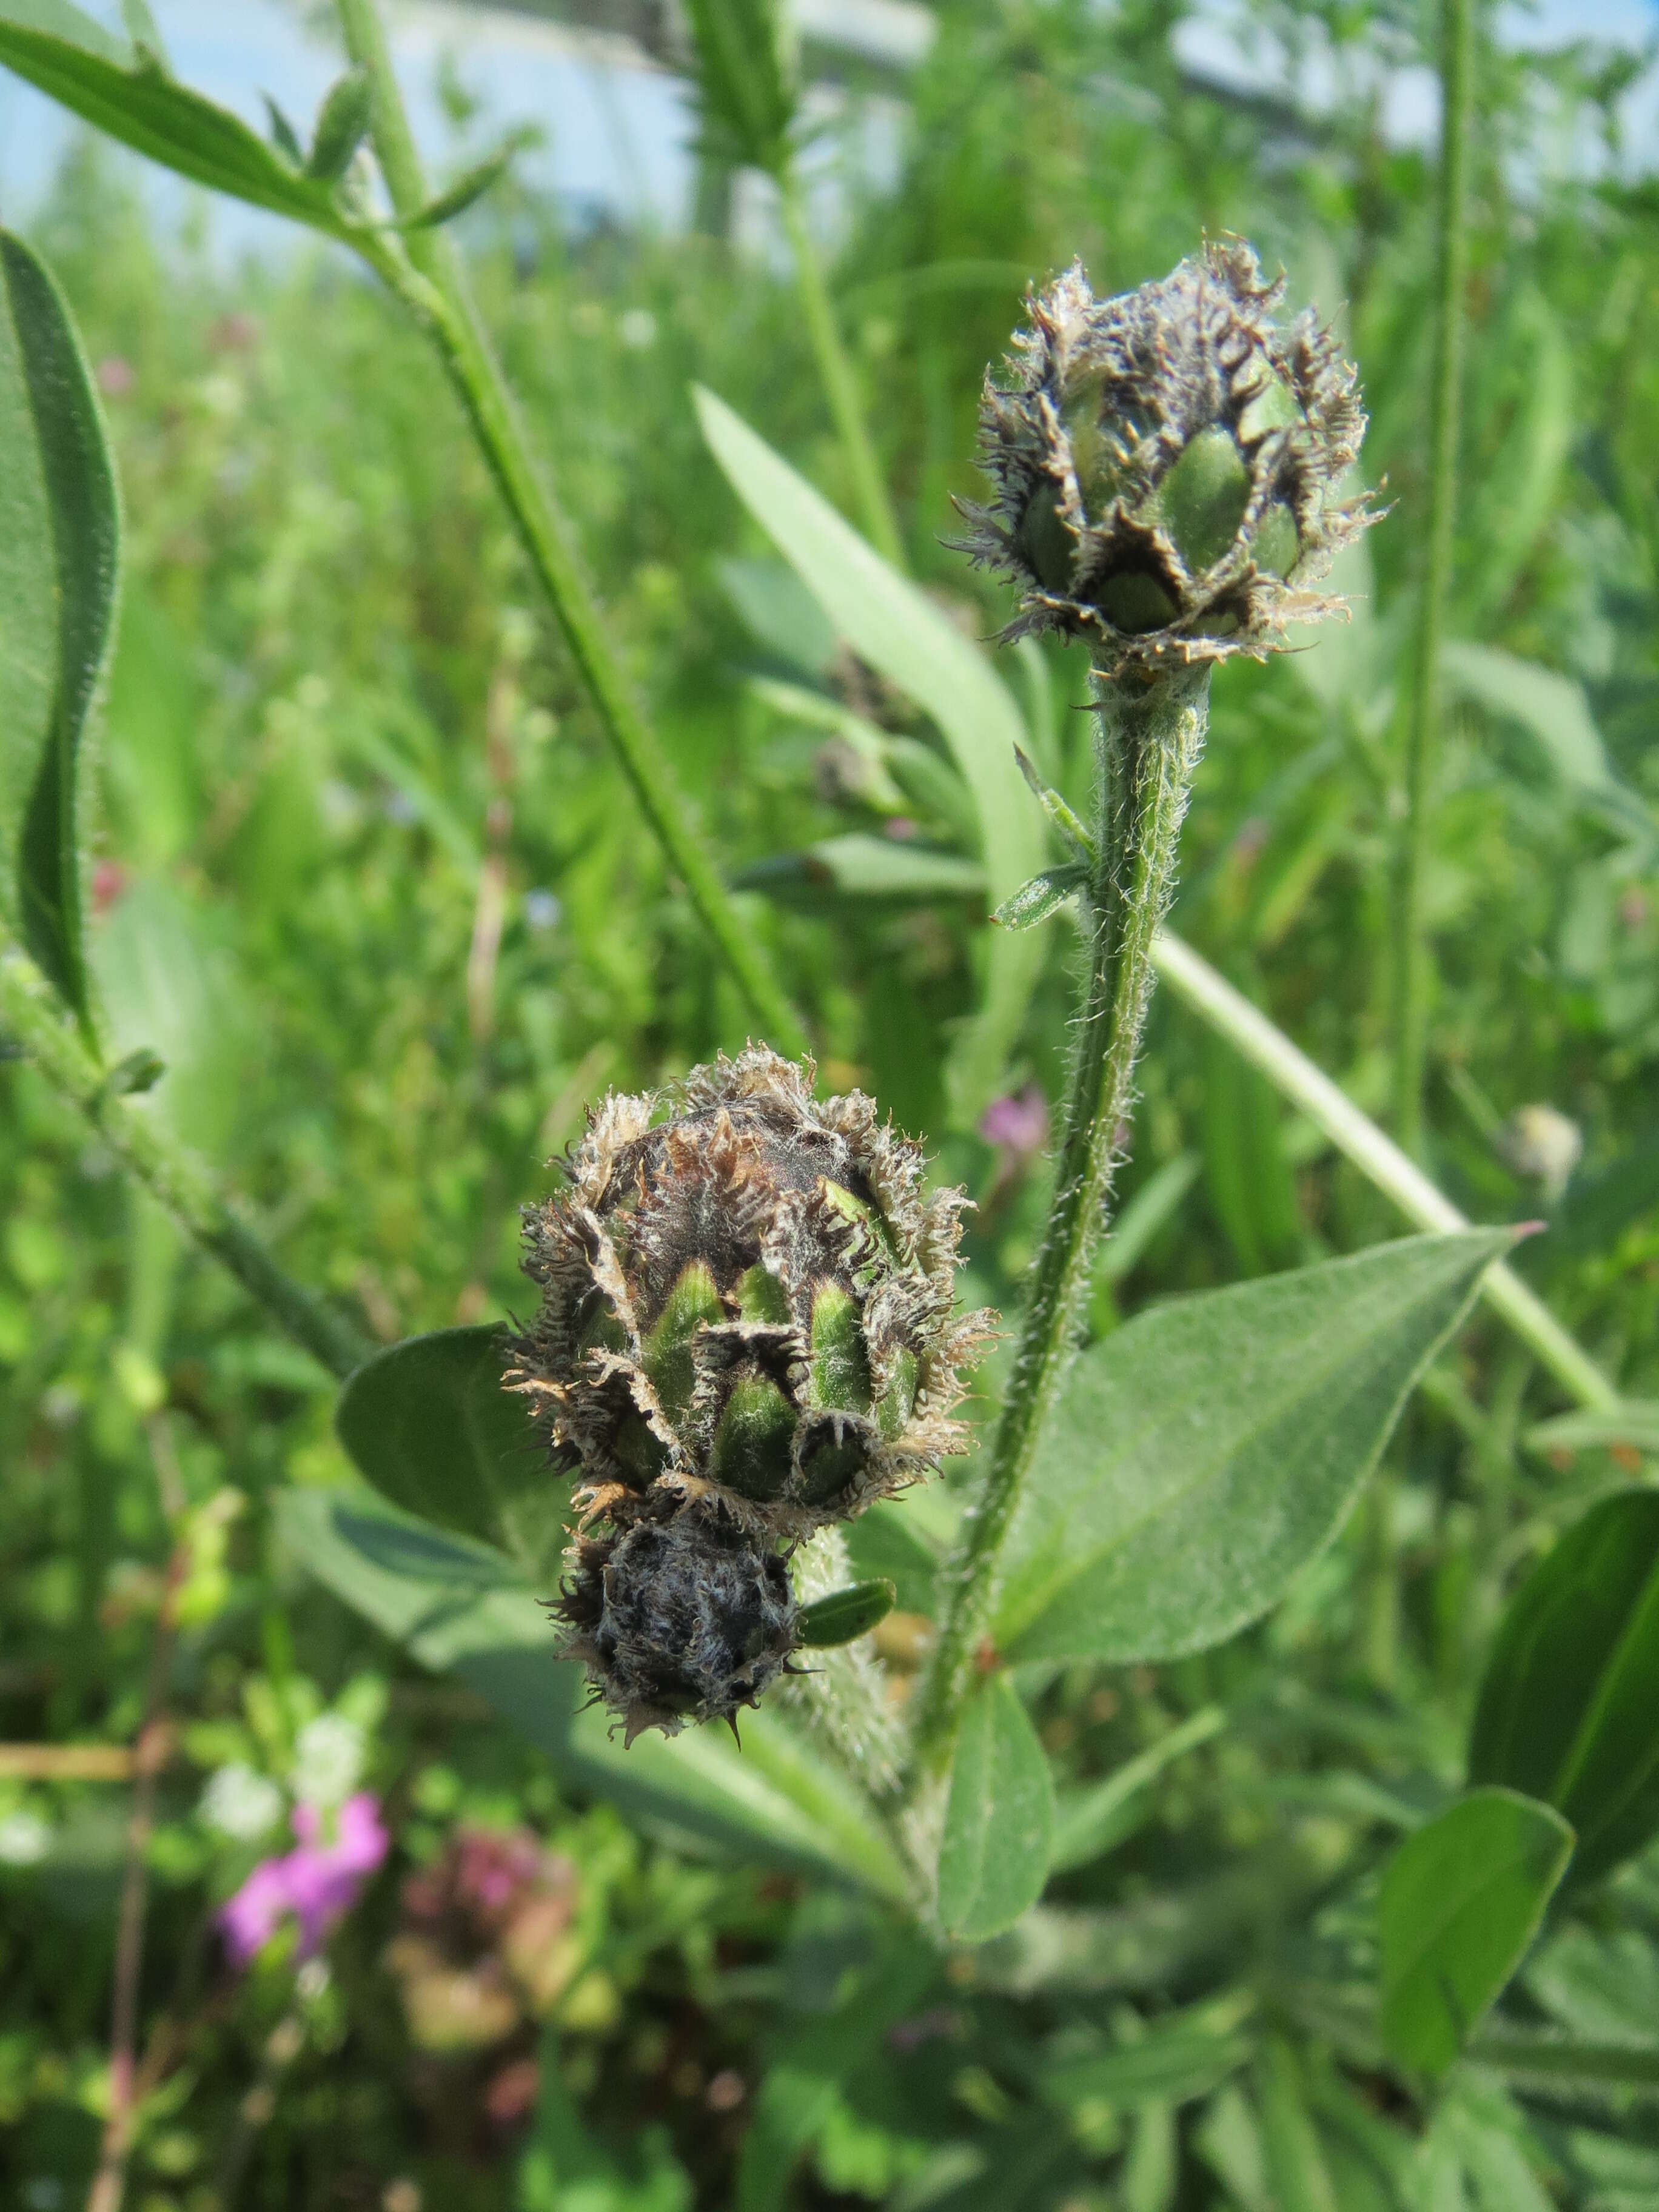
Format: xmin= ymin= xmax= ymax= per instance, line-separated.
xmin=1441 ymin=642 xmax=1612 ymax=794
xmin=694 ymin=386 xmax=1046 ymax=1118
xmin=0 ymin=228 xmax=118 ymax=1026
xmin=733 ymin=833 xmax=985 ymax=906
xmin=1041 ymin=2005 xmax=1250 ymax=2111
xmin=304 ymin=67 xmax=371 ymax=183
xmin=0 ymin=9 xmax=346 ymax=230
xmin=993 ymin=863 xmax=1088 ymax=930
xmin=1013 ymin=743 xmax=1095 ymax=862
xmin=1469 ymin=1489 xmax=1659 ymax=1885
xmin=334 ymin=1326 xmax=563 ymax=1580
xmin=278 ymin=1489 xmax=911 ymax=1902
xmin=1526 ymin=1403 xmax=1659 ymax=1457
xmin=1378 ymin=1787 xmax=1575 ymax=2076
xmin=797 ymin=1579 xmax=896 ymax=1647
xmin=399 ymin=130 xmax=535 ymax=230
xmin=936 ymin=1672 xmax=1054 ymax=1942
xmin=1049 ymin=1706 xmax=1225 ymax=1873
xmin=994 ymin=1231 xmax=1512 ymax=1664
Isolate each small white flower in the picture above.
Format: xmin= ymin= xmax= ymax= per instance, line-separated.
xmin=291 ymin=1713 xmax=365 ymax=1808
xmin=0 ymin=1811 xmax=53 ymax=1865
xmin=619 ymin=307 xmax=657 ymax=350
xmin=199 ymin=1763 xmax=284 ymax=1842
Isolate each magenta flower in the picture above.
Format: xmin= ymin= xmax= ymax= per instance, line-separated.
xmin=979 ymin=1085 xmax=1048 ymax=1162
xmin=219 ymin=1792 xmax=388 ymax=1967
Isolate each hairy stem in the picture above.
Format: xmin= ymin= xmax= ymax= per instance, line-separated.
xmin=337 ymin=0 xmax=806 ymax=1054
xmin=776 ymin=164 xmax=905 ymax=571
xmin=1390 ymin=0 xmax=1473 ymax=1153
xmin=908 ymin=666 xmax=1210 ymax=1780
xmin=0 ymin=932 xmax=368 ymax=1380
xmin=1150 ymin=930 xmax=1620 ymax=1412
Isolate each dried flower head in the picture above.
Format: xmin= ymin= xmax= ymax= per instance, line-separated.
xmin=964 ymin=240 xmax=1370 ymax=669
xmin=509 ymin=1045 xmax=993 ymax=1740
xmin=511 ymin=1045 xmax=991 ymax=1537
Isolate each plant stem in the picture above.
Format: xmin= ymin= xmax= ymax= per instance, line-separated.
xmin=1390 ymin=0 xmax=1473 ymax=1153
xmin=85 ymin=1418 xmax=186 ymax=2212
xmin=776 ymin=163 xmax=905 ymax=571
xmin=0 ymin=932 xmax=368 ymax=1381
xmin=1150 ymin=930 xmax=1620 ymax=1413
xmin=336 ymin=0 xmax=806 ymax=1056
xmin=908 ymin=666 xmax=1210 ymax=1781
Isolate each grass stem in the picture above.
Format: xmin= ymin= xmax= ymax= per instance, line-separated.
xmin=1390 ymin=0 xmax=1474 ymax=1153
xmin=336 ymin=0 xmax=807 ymax=1054
xmin=777 ymin=163 xmax=905 ymax=571
xmin=0 ymin=931 xmax=369 ymax=1381
xmin=907 ymin=667 xmax=1210 ymax=1782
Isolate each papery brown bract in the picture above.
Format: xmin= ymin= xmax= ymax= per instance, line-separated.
xmin=962 ymin=240 xmax=1372 ymax=670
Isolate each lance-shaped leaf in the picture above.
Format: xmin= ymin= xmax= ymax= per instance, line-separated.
xmin=0 ymin=227 xmax=119 ymax=1026
xmin=993 ymin=1231 xmax=1513 ymax=1664
xmin=734 ymin=834 xmax=985 ymax=908
xmin=1379 ymin=1788 xmax=1574 ymax=2075
xmin=796 ymin=1579 xmax=896 ymax=1647
xmin=277 ymin=1489 xmax=911 ymax=1901
xmin=0 ymin=5 xmax=346 ymax=230
xmin=304 ymin=68 xmax=372 ymax=183
xmin=398 ymin=130 xmax=537 ymax=230
xmin=334 ymin=1326 xmax=562 ymax=1581
xmin=695 ymin=387 xmax=1045 ymax=1118
xmin=1014 ymin=743 xmax=1096 ymax=862
xmin=937 ymin=1672 xmax=1054 ymax=1942
xmin=993 ymin=864 xmax=1088 ymax=930
xmin=1469 ymin=1488 xmax=1659 ymax=1886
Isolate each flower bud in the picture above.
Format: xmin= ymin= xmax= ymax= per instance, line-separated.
xmin=965 ymin=241 xmax=1370 ymax=668
xmin=555 ymin=1496 xmax=797 ymax=1743
xmin=509 ymin=1045 xmax=994 ymax=1738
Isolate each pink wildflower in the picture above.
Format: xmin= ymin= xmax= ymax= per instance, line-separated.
xmin=219 ymin=1792 xmax=387 ymax=1967
xmin=979 ymin=1084 xmax=1048 ymax=1162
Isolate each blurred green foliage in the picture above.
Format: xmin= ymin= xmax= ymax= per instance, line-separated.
xmin=4 ymin=1 xmax=1659 ymax=2205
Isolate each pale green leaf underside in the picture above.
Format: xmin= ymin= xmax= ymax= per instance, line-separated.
xmin=936 ymin=1671 xmax=1054 ymax=1942
xmin=278 ymin=1489 xmax=911 ymax=1903
xmin=994 ymin=1230 xmax=1513 ymax=1665
xmin=694 ymin=385 xmax=1045 ymax=1115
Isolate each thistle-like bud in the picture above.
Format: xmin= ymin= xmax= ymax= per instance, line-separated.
xmin=965 ymin=240 xmax=1370 ymax=669
xmin=555 ymin=1497 xmax=798 ymax=1743
xmin=509 ymin=1046 xmax=992 ymax=1740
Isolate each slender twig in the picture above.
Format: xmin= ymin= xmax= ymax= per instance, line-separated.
xmin=0 ymin=931 xmax=369 ymax=1380
xmin=776 ymin=163 xmax=905 ymax=571
xmin=908 ymin=668 xmax=1210 ymax=1780
xmin=333 ymin=0 xmax=806 ymax=1054
xmin=1150 ymin=930 xmax=1620 ymax=1413
xmin=1390 ymin=0 xmax=1474 ymax=1153
xmin=85 ymin=1418 xmax=188 ymax=2212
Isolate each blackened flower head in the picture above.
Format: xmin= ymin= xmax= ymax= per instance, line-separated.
xmin=555 ymin=1496 xmax=798 ymax=1743
xmin=964 ymin=240 xmax=1371 ymax=669
xmin=509 ymin=1045 xmax=991 ymax=1537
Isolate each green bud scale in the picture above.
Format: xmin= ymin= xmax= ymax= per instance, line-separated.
xmin=509 ymin=1047 xmax=993 ymax=1739
xmin=964 ymin=240 xmax=1371 ymax=669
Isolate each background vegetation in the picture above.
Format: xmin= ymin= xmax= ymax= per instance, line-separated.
xmin=4 ymin=1 xmax=1659 ymax=2206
